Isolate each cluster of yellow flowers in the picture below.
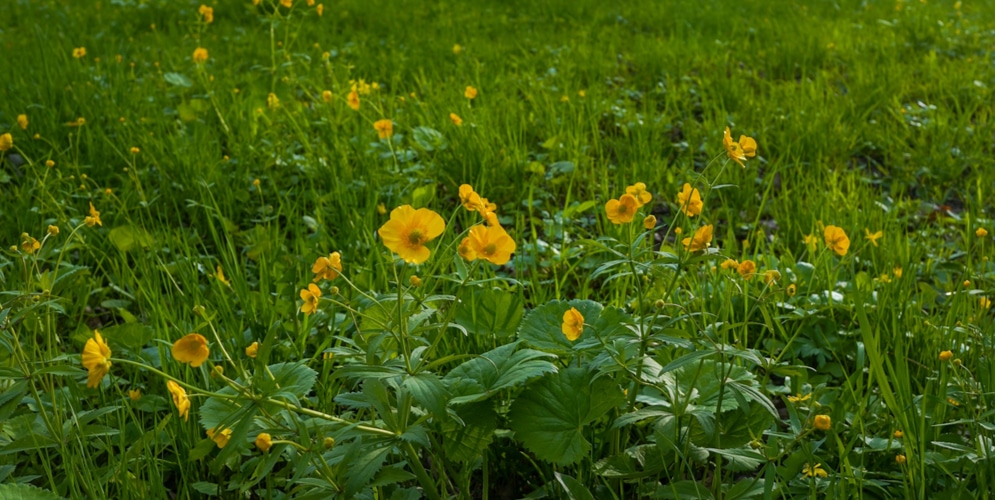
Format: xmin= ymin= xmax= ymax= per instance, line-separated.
xmin=456 ymin=184 xmax=516 ymax=266
xmin=198 ymin=4 xmax=213 ymax=23
xmin=604 ymin=182 xmax=652 ymax=225
xmin=299 ymin=252 xmax=342 ymax=315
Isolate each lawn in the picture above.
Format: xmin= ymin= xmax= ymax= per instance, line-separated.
xmin=0 ymin=0 xmax=994 ymax=498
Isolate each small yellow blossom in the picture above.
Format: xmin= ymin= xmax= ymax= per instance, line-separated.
xmin=452 ymin=44 xmax=462 ymax=55
xmin=21 ymin=234 xmax=40 ymax=254
xmin=206 ymin=427 xmax=232 ymax=448
xmin=17 ymin=114 xmax=28 ymax=130
xmin=683 ymin=225 xmax=714 ymax=252
xmin=267 ymin=93 xmax=280 ymax=109
xmin=864 ymin=229 xmax=883 ymax=246
xmin=458 ymin=224 xmax=517 ymax=266
xmin=129 ymin=147 xmax=140 ymax=154
xmin=562 ymin=307 xmax=584 ymax=341
xmin=73 ymin=47 xmax=87 ymax=58
xmin=801 ymin=463 xmax=828 ymax=478
xmin=373 ymin=119 xmax=393 ymax=139
xmin=723 ymin=126 xmax=756 ymax=168
xmin=172 ymin=333 xmax=211 ymax=368
xmin=280 ymin=0 xmax=292 ymax=7
xmin=676 ymin=183 xmax=703 ymax=217
xmin=975 ymin=227 xmax=988 ymax=238
xmin=763 ymin=269 xmax=781 ymax=285
xmin=464 ymin=86 xmax=478 ymax=99
xmin=0 ymin=133 xmax=12 ymax=152
xmin=347 ymin=90 xmax=360 ymax=110
xmin=895 ymin=454 xmax=906 ymax=465
xmin=604 ymin=194 xmax=640 ymax=225
xmin=803 ymin=234 xmax=818 ymax=251
xmin=409 ymin=275 xmax=422 ymax=287
xmin=625 ymin=182 xmax=652 ymax=206
xmin=193 ymin=47 xmax=209 ymax=64
xmin=246 ymin=341 xmax=259 ymax=358
xmin=321 ymin=90 xmax=333 ymax=103
xmin=786 ymin=284 xmax=797 ymax=296
xmin=255 ymin=433 xmax=272 ymax=452
xmin=47 ymin=225 xmax=60 ymax=236
xmin=46 ymin=160 xmax=55 ymax=167
xmin=300 ymin=283 xmax=322 ymax=315
xmin=893 ymin=429 xmax=903 ymax=438
xmin=813 ymin=414 xmax=832 ymax=431
xmin=311 ymin=252 xmax=343 ymax=281
xmin=316 ymin=4 xmax=323 ymax=15
xmin=962 ymin=279 xmax=971 ymax=287
xmin=980 ymin=297 xmax=992 ymax=309
xmin=721 ymin=259 xmax=739 ymax=270
xmin=787 ymin=393 xmax=811 ymax=403
xmin=894 ymin=266 xmax=903 ymax=279
xmin=378 ymin=205 xmax=446 ymax=264
xmin=737 ymin=260 xmax=756 ymax=280
xmin=81 ymin=331 xmax=113 ymax=388
xmin=214 ymin=265 xmax=230 ymax=286
xmin=198 ymin=4 xmax=214 ymax=23
xmin=449 ymin=113 xmax=463 ymax=126
xmin=128 ymin=389 xmax=142 ymax=401
xmin=824 ymin=225 xmax=850 ymax=256
xmin=643 ymin=215 xmax=657 ymax=230
xmin=939 ymin=350 xmax=953 ymax=361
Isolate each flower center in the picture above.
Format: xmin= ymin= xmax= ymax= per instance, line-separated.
xmin=408 ymin=230 xmax=424 ymax=245
xmin=483 ymin=243 xmax=497 ymax=255
xmin=617 ymin=204 xmax=628 ymax=214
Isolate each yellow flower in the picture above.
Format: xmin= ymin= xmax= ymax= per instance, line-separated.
xmin=976 ymin=227 xmax=988 ymax=238
xmin=562 ymin=307 xmax=584 ymax=341
xmin=46 ymin=160 xmax=55 ymax=167
xmin=813 ymin=414 xmax=832 ymax=431
xmin=311 ymin=252 xmax=343 ymax=282
xmin=280 ymin=0 xmax=292 ymax=7
xmin=604 ymin=194 xmax=640 ymax=225
xmin=625 ymin=182 xmax=652 ymax=206
xmin=963 ymin=279 xmax=971 ymax=287
xmin=373 ymin=119 xmax=393 ymax=139
xmin=803 ymin=234 xmax=818 ymax=252
xmin=21 ymin=234 xmax=40 ymax=254
xmin=980 ymin=297 xmax=992 ymax=309
xmin=721 ymin=259 xmax=739 ymax=270
xmin=47 ymin=225 xmax=59 ymax=236
xmin=321 ymin=90 xmax=333 ymax=103
xmin=801 ymin=463 xmax=828 ymax=478
xmin=682 ymin=224 xmax=714 ymax=252
xmin=245 ymin=342 xmax=259 ymax=358
xmin=787 ymin=393 xmax=811 ymax=403
xmin=864 ymin=229 xmax=883 ymax=247
xmin=939 ymin=350 xmax=953 ymax=361
xmin=82 ymin=330 xmax=112 ymax=389
xmin=198 ymin=4 xmax=214 ymax=23
xmin=893 ymin=429 xmax=903 ymax=438
xmin=459 ymin=184 xmax=482 ymax=211
xmin=409 ymin=275 xmax=422 ymax=287
xmin=464 ymin=86 xmax=478 ymax=99
xmin=895 ymin=454 xmax=906 ymax=465
xmin=377 ymin=205 xmax=446 ymax=264
xmin=737 ymin=260 xmax=756 ymax=280
xmin=129 ymin=146 xmax=140 ymax=155
xmin=166 ymin=380 xmax=190 ymax=421
xmin=300 ymin=283 xmax=322 ymax=315
xmin=255 ymin=433 xmax=272 ymax=452
xmin=823 ymin=225 xmax=850 ymax=256
xmin=0 ymin=133 xmax=12 ymax=152
xmin=893 ymin=266 xmax=903 ymax=279
xmin=458 ymin=224 xmax=517 ymax=266
xmin=17 ymin=114 xmax=28 ymax=130
xmin=207 ymin=427 xmax=232 ymax=448
xmin=786 ymin=284 xmax=797 ymax=296
xmin=316 ymin=4 xmax=323 ymax=15
xmin=676 ymin=183 xmax=703 ymax=217
xmin=723 ymin=126 xmax=757 ymax=168
xmin=192 ymin=47 xmax=209 ymax=64
xmin=449 ymin=113 xmax=463 ymax=126
xmin=128 ymin=389 xmax=142 ymax=401
xmin=267 ymin=93 xmax=280 ymax=109
xmin=452 ymin=44 xmax=462 ymax=55
xmin=212 ymin=265 xmax=231 ymax=286
xmin=73 ymin=47 xmax=87 ymax=58
xmin=172 ymin=333 xmax=210 ymax=368
xmin=643 ymin=215 xmax=657 ymax=230
xmin=347 ymin=90 xmax=361 ymax=110
xmin=763 ymin=269 xmax=781 ymax=285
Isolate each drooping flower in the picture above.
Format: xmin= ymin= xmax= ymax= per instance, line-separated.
xmin=737 ymin=260 xmax=756 ymax=280
xmin=207 ymin=427 xmax=232 ymax=448
xmin=625 ymin=182 xmax=652 ymax=206
xmin=723 ymin=126 xmax=756 ymax=168
xmin=255 ymin=433 xmax=272 ymax=452
xmin=82 ymin=331 xmax=112 ymax=388
xmin=193 ymin=47 xmax=209 ymax=64
xmin=172 ymin=333 xmax=210 ymax=368
xmin=802 ymin=463 xmax=828 ymax=478
xmin=676 ymin=183 xmax=703 ymax=217
xmin=813 ymin=414 xmax=831 ymax=431
xmin=864 ymin=229 xmax=883 ymax=247
xmin=20 ymin=234 xmax=40 ymax=254
xmin=166 ymin=380 xmax=190 ymax=421
xmin=246 ymin=342 xmax=259 ymax=358
xmin=347 ymin=90 xmax=360 ymax=110
xmin=459 ymin=224 xmax=516 ymax=266
xmin=643 ymin=215 xmax=657 ymax=230
xmin=682 ymin=225 xmax=714 ymax=252
xmin=311 ymin=252 xmax=343 ymax=281
xmin=449 ymin=113 xmax=463 ymax=126
xmin=464 ymin=86 xmax=478 ymax=99
xmin=373 ymin=119 xmax=393 ymax=139
xmin=0 ymin=133 xmax=12 ymax=152
xmin=300 ymin=283 xmax=322 ymax=315
xmin=604 ymin=194 xmax=640 ymax=225
xmin=824 ymin=225 xmax=850 ymax=256
xmin=16 ymin=114 xmax=28 ymax=130
xmin=562 ymin=307 xmax=584 ymax=341
xmin=377 ymin=205 xmax=446 ymax=264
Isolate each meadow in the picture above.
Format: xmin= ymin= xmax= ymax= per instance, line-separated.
xmin=0 ymin=0 xmax=995 ymax=498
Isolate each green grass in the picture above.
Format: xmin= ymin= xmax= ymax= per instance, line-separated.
xmin=0 ymin=0 xmax=994 ymax=498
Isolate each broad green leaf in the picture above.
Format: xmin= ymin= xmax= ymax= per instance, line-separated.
xmin=704 ymin=447 xmax=765 ymax=471
xmin=108 ymin=225 xmax=154 ymax=252
xmin=411 ymin=126 xmax=447 ymax=152
xmin=444 ymin=342 xmax=557 ymax=404
xmin=400 ymin=372 xmax=449 ymax=419
xmin=508 ymin=367 xmax=624 ymax=465
xmin=517 ymin=299 xmax=632 ymax=355
xmin=454 ymin=287 xmax=524 ymax=339
xmin=99 ymin=322 xmax=153 ymax=349
xmin=258 ymin=362 xmax=318 ymax=399
xmin=440 ymin=400 xmax=497 ymax=462
xmin=0 ymin=483 xmax=67 ymax=500
xmin=551 ymin=472 xmax=594 ymax=500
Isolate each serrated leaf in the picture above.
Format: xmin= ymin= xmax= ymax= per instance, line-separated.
xmin=190 ymin=481 xmax=219 ymax=495
xmin=258 ymin=362 xmax=317 ymax=399
xmin=454 ymin=287 xmax=524 ymax=339
xmin=517 ymin=299 xmax=632 ymax=355
xmin=444 ymin=342 xmax=557 ymax=404
xmin=508 ymin=367 xmax=624 ymax=465
xmin=400 ymin=372 xmax=449 ymax=419
xmin=0 ymin=483 xmax=67 ymax=500
xmin=440 ymin=400 xmax=497 ymax=462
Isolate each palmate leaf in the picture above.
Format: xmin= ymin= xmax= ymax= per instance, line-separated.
xmin=0 ymin=483 xmax=67 ymax=500
xmin=508 ymin=367 xmax=624 ymax=466
xmin=454 ymin=286 xmax=524 ymax=339
xmin=444 ymin=341 xmax=557 ymax=405
xmin=440 ymin=400 xmax=497 ymax=462
xmin=517 ymin=299 xmax=633 ymax=355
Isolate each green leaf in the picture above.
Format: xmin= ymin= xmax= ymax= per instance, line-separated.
xmin=444 ymin=342 xmax=557 ymax=404
xmin=163 ymin=72 xmax=193 ymax=87
xmin=454 ymin=287 xmax=524 ymax=339
xmin=411 ymin=126 xmax=447 ymax=152
xmin=99 ymin=322 xmax=153 ymax=349
xmin=258 ymin=362 xmax=318 ymax=400
xmin=107 ymin=225 xmax=154 ymax=252
xmin=704 ymin=447 xmax=765 ymax=471
xmin=0 ymin=483 xmax=67 ymax=500
xmin=508 ymin=367 xmax=624 ymax=465
xmin=440 ymin=400 xmax=497 ymax=462
xmin=400 ymin=372 xmax=449 ymax=419
xmin=517 ymin=299 xmax=632 ymax=355
xmin=551 ymin=472 xmax=594 ymax=500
